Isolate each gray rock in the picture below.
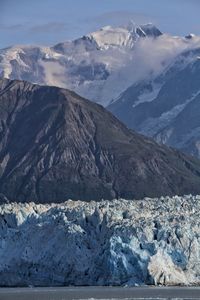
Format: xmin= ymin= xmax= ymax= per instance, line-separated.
xmin=1 ymin=79 xmax=200 ymax=203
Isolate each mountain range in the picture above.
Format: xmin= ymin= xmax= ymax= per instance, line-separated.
xmin=1 ymin=23 xmax=200 ymax=159
xmin=1 ymin=20 xmax=200 ymax=290
xmin=0 ymin=23 xmax=173 ymax=106
xmin=1 ymin=79 xmax=200 ymax=203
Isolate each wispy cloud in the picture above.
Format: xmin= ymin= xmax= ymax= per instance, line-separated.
xmin=0 ymin=23 xmax=25 ymax=31
xmin=0 ymin=21 xmax=72 ymax=34
xmin=83 ymin=11 xmax=157 ymax=28
xmin=29 ymin=22 xmax=70 ymax=34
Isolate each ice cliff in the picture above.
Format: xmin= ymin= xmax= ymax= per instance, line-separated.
xmin=0 ymin=195 xmax=200 ymax=286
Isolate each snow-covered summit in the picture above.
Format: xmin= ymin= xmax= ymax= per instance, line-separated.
xmin=126 ymin=21 xmax=162 ymax=37
xmin=138 ymin=23 xmax=162 ymax=37
xmin=88 ymin=22 xmax=162 ymax=49
xmin=1 ymin=22 xmax=200 ymax=106
xmin=185 ymin=33 xmax=196 ymax=39
xmin=88 ymin=25 xmax=134 ymax=49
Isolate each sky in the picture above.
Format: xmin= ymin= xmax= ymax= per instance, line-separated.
xmin=0 ymin=0 xmax=200 ymax=48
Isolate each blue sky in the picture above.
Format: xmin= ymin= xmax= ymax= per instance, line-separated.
xmin=0 ymin=0 xmax=200 ymax=48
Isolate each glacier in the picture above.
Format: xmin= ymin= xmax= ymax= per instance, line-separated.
xmin=0 ymin=195 xmax=200 ymax=287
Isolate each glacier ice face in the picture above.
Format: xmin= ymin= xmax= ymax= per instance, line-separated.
xmin=0 ymin=195 xmax=200 ymax=287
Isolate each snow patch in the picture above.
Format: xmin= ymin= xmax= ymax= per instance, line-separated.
xmin=140 ymin=91 xmax=200 ymax=136
xmin=89 ymin=26 xmax=134 ymax=50
xmin=133 ymin=85 xmax=161 ymax=108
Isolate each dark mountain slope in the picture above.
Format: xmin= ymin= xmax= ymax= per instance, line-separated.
xmin=108 ymin=49 xmax=200 ymax=158
xmin=1 ymin=79 xmax=200 ymax=203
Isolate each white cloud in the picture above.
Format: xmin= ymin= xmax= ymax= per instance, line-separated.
xmin=118 ymin=34 xmax=200 ymax=85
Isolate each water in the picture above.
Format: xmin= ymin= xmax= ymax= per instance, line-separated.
xmin=0 ymin=287 xmax=200 ymax=300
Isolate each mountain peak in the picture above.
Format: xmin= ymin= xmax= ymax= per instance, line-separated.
xmin=88 ymin=25 xmax=133 ymax=49
xmin=185 ymin=33 xmax=196 ymax=39
xmin=126 ymin=21 xmax=162 ymax=37
xmin=87 ymin=22 xmax=162 ymax=50
xmin=1 ymin=79 xmax=200 ymax=203
xmin=139 ymin=23 xmax=162 ymax=37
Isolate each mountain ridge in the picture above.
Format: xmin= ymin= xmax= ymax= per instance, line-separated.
xmin=1 ymin=79 xmax=200 ymax=202
xmin=108 ymin=47 xmax=200 ymax=158
xmin=1 ymin=22 xmax=198 ymax=106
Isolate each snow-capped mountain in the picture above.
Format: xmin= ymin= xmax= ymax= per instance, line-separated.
xmin=108 ymin=45 xmax=200 ymax=158
xmin=1 ymin=23 xmax=200 ymax=156
xmin=87 ymin=23 xmax=162 ymax=49
xmin=0 ymin=22 xmax=187 ymax=107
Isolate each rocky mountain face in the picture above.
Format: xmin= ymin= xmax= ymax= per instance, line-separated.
xmin=108 ymin=47 xmax=200 ymax=158
xmin=0 ymin=195 xmax=200 ymax=286
xmin=1 ymin=79 xmax=200 ymax=203
xmin=1 ymin=23 xmax=198 ymax=107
